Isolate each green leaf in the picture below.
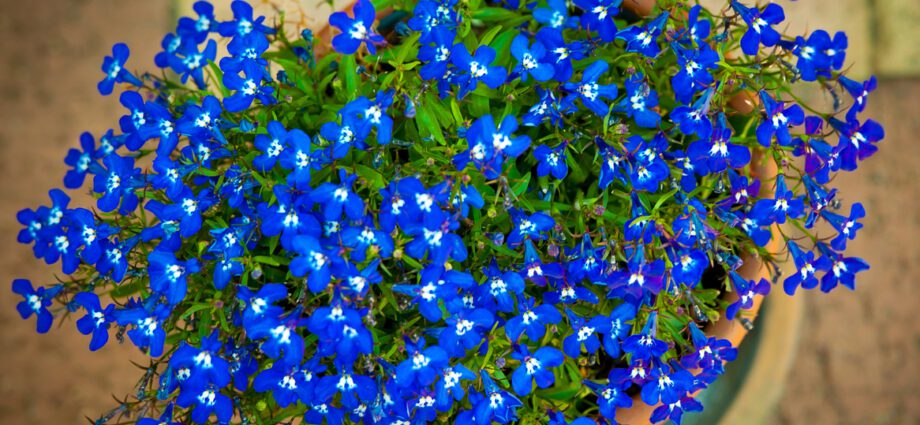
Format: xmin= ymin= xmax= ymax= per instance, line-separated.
xmin=339 ymin=54 xmax=358 ymax=98
xmin=356 ymin=164 xmax=386 ymax=191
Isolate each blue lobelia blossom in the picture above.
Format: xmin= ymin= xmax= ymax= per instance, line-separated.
xmin=621 ymin=312 xmax=668 ymax=362
xmin=176 ymin=383 xmax=234 ymax=424
xmin=405 ymin=208 xmax=468 ymax=264
xmin=396 ymin=337 xmax=449 ymax=388
xmin=584 ymin=370 xmax=633 ymax=420
xmin=138 ymin=403 xmax=181 ymax=425
xmin=757 ymin=90 xmax=804 ymax=147
xmin=237 ymin=283 xmax=287 ymax=330
xmin=617 ymin=12 xmax=669 ymax=57
xmin=148 ymin=250 xmax=202 ymax=305
xmin=505 ymin=297 xmax=562 ymax=342
xmin=98 ymin=43 xmax=142 ymax=95
xmin=74 ymin=292 xmax=114 ymax=351
xmin=164 ymin=187 xmax=216 ymax=238
xmin=118 ymin=90 xmax=149 ymax=151
xmin=685 ymin=4 xmax=711 ymax=43
xmin=258 ymin=186 xmax=320 ymax=250
xmin=169 ymin=39 xmax=217 ymax=89
xmin=507 ymin=209 xmax=555 ymax=247
xmin=725 ymin=272 xmax=771 ymax=320
xmin=687 ymin=113 xmax=751 ymax=173
xmin=169 ymin=330 xmax=232 ymax=393
xmin=608 ymin=249 xmax=666 ymax=302
xmin=511 ymin=34 xmax=554 ymax=82
xmin=217 ymin=0 xmax=274 ymax=40
xmin=450 ymin=44 xmax=508 ymax=98
xmin=434 ymin=364 xmax=475 ymax=410
xmin=93 ymin=153 xmax=141 ymax=214
xmin=97 ymin=237 xmax=136 ymax=283
xmin=534 ymin=0 xmax=577 ymax=29
xmin=408 ymin=0 xmax=459 ymax=41
xmin=177 ymin=95 xmax=223 ymax=142
xmin=671 ymin=43 xmax=719 ymax=104
xmin=510 ymin=345 xmax=564 ymax=396
xmin=151 ymin=157 xmax=187 ymax=200
xmin=177 ymin=1 xmax=216 ymax=43
xmin=601 ymin=302 xmax=636 ymax=357
xmin=250 ymin=306 xmax=307 ymax=366
xmin=562 ymin=309 xmax=610 ymax=358
xmin=792 ymin=30 xmax=848 ymax=81
xmin=783 ymin=240 xmax=831 ymax=296
xmin=830 ymin=116 xmax=885 ymax=171
xmin=816 ymin=243 xmax=869 ymax=293
xmin=438 ymin=308 xmax=494 ymax=356
xmin=566 ymin=235 xmax=607 ymax=283
xmin=669 ymin=248 xmax=709 ymax=288
xmin=330 ymin=0 xmax=385 ymax=54
xmin=839 ymin=75 xmax=877 ymax=120
xmin=290 ymin=235 xmax=340 ymax=292
xmin=307 ymin=301 xmax=374 ymax=363
xmin=253 ymin=361 xmax=310 ymax=408
xmin=253 ymin=120 xmax=288 ymax=171
xmin=278 ymin=129 xmax=317 ymax=189
xmin=454 ymin=114 xmax=531 ymax=179
xmin=69 ymin=208 xmax=112 ymax=265
xmin=341 ymin=218 xmax=394 ymax=262
xmin=418 ymin=27 xmax=456 ymax=81
xmin=393 ymin=266 xmax=475 ymax=321
xmin=671 ymin=87 xmax=715 ymax=139
xmin=12 ymin=279 xmax=61 ymax=334
xmin=535 ymin=28 xmax=586 ymax=83
xmin=341 ymin=90 xmax=395 ymax=145
xmin=615 ymin=73 xmax=660 ymax=128
xmin=467 ymin=371 xmax=522 ymax=425
xmin=651 ymin=395 xmax=704 ymax=425
xmin=641 ymin=366 xmax=694 ymax=406
xmin=534 ymin=143 xmax=569 ymax=180
xmin=476 ymin=260 xmax=526 ymax=313
xmin=681 ymin=322 xmax=737 ymax=374
xmin=625 ymin=134 xmax=670 ymax=193
xmin=115 ymin=300 xmax=171 ymax=357
xmin=822 ymin=202 xmax=865 ymax=251
xmin=574 ymin=0 xmax=622 ymax=42
xmin=521 ymin=240 xmax=564 ymax=286
xmin=523 ymin=87 xmax=563 ymax=127
xmin=223 ymin=61 xmax=276 ymax=112
xmin=221 ymin=28 xmax=271 ymax=74
xmin=63 ymin=132 xmax=100 ymax=189
xmin=596 ymin=137 xmax=626 ymax=190
xmin=208 ymin=227 xmax=245 ymax=290
xmin=562 ymin=60 xmax=617 ymax=116
xmin=310 ymin=169 xmax=365 ymax=221
xmin=732 ymin=1 xmax=784 ymax=55
xmin=749 ymin=175 xmax=805 ymax=224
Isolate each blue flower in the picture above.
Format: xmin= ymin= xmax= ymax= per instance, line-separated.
xmin=97 ymin=238 xmax=135 ymax=282
xmin=625 ymin=135 xmax=670 ymax=192
xmin=680 ymin=322 xmax=737 ymax=374
xmin=601 ymin=302 xmax=636 ymax=357
xmin=257 ymin=185 xmax=320 ymax=250
xmin=149 ymin=250 xmax=202 ymax=305
xmin=168 ymin=39 xmax=217 ymax=89
xmin=454 ymin=114 xmax=530 ymax=179
xmin=438 ymin=308 xmax=494 ymax=356
xmin=138 ymin=403 xmax=181 ymax=425
xmin=69 ymin=208 xmax=111 ymax=265
xmin=250 ymin=307 xmax=307 ymax=366
xmin=253 ymin=120 xmax=288 ymax=171
xmin=63 ymin=132 xmax=100 ymax=189
xmin=93 ymin=153 xmax=141 ymax=214
xmin=450 ymin=44 xmax=507 ymax=98
xmin=650 ymin=395 xmax=704 ymax=425
xmin=574 ymin=0 xmax=621 ymax=42
xmin=511 ymin=34 xmax=554 ymax=82
xmin=507 ymin=209 xmax=555 ymax=247
xmin=687 ymin=113 xmax=751 ymax=173
xmin=822 ymin=202 xmax=865 ymax=251
xmin=622 ymin=312 xmax=668 ymax=361
xmin=169 ymin=330 xmax=231 ymax=392
xmin=311 ymin=169 xmax=366 ymax=220
xmin=74 ymin=292 xmax=114 ymax=351
xmin=98 ymin=43 xmax=142 ymax=95
xmin=404 ymin=208 xmax=467 ymax=264
xmin=671 ymin=87 xmax=714 ymax=139
xmin=469 ymin=371 xmax=522 ymax=424
xmin=177 ymin=1 xmax=216 ymax=43
xmin=278 ymin=129 xmax=317 ymax=188
xmin=408 ymin=0 xmax=459 ymax=42
xmin=535 ymin=28 xmax=586 ymax=83
xmin=505 ymin=297 xmax=562 ymax=342
xmin=756 ymin=91 xmax=804 ymax=147
xmin=641 ymin=366 xmax=694 ymax=405
xmin=562 ymin=309 xmax=610 ymax=358
xmin=166 ymin=187 xmax=216 ymax=238
xmin=12 ymin=279 xmax=60 ymax=334
xmin=749 ymin=175 xmax=805 ymax=224
xmin=725 ymin=272 xmax=770 ymax=320
xmin=341 ymin=90 xmax=395 ymax=145
xmin=396 ymin=337 xmax=449 ymax=388
xmin=252 ymin=360 xmax=310 ymax=408
xmin=608 ymin=249 xmax=666 ymax=302
xmin=176 ymin=383 xmax=234 ymax=424
xmin=534 ymin=143 xmax=569 ymax=180
xmin=783 ymin=241 xmax=829 ymax=293
xmin=562 ymin=60 xmax=617 ymax=116
xmin=114 ymin=300 xmax=170 ymax=357
xmin=671 ymin=43 xmax=719 ymax=103
xmin=220 ymin=29 xmax=271 ymax=74
xmin=476 ymin=260 xmax=525 ymax=313
xmin=523 ymin=87 xmax=562 ymax=127
xmin=817 ymin=243 xmax=869 ymax=292
xmin=237 ymin=283 xmax=287 ymax=330
xmin=394 ymin=266 xmax=474 ymax=321
xmin=330 ymin=0 xmax=385 ymax=54
xmin=584 ymin=370 xmax=633 ymax=420
xmin=217 ymin=0 xmax=274 ymax=40
xmin=830 ymin=116 xmax=884 ymax=171
xmin=616 ymin=12 xmax=669 ymax=57
xmin=839 ymin=75 xmax=877 ymax=120
xmin=670 ymin=249 xmax=709 ymax=288
xmin=434 ymin=364 xmax=475 ymax=410
xmin=309 ymin=301 xmax=374 ymax=364
xmin=534 ymin=0 xmax=577 ymax=29
xmin=223 ymin=61 xmax=275 ymax=112
xmin=510 ymin=346 xmax=563 ymax=396
xmin=290 ymin=235 xmax=340 ymax=292
xmin=615 ymin=73 xmax=660 ymax=128
xmin=177 ymin=95 xmax=223 ymax=141
xmin=522 ymin=240 xmax=564 ymax=286
xmin=732 ymin=1 xmax=784 ymax=55
xmin=793 ymin=30 xmax=848 ymax=81
xmin=418 ymin=27 xmax=456 ymax=81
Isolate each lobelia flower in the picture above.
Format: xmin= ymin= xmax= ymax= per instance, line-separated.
xmin=521 ymin=240 xmax=564 ymax=287
xmin=562 ymin=308 xmax=610 ymax=358
xmin=330 ymin=0 xmax=385 ymax=54
xmin=395 ymin=337 xmax=449 ymax=388
xmin=507 ymin=209 xmax=555 ymax=247
xmin=169 ymin=330 xmax=232 ymax=392
xmin=97 ymin=43 xmax=143 ymax=95
xmin=176 ymin=382 xmax=234 ymax=424
xmin=208 ymin=227 xmax=245 ymax=290
xmin=308 ymin=302 xmax=374 ymax=364
xmin=222 ymin=61 xmax=276 ymax=112
xmin=310 ymin=169 xmax=366 ymax=221
xmin=341 ymin=90 xmax=395 ymax=145
xmin=574 ymin=0 xmax=622 ymax=42
xmin=434 ymin=364 xmax=475 ymax=410
xmin=408 ymin=0 xmax=459 ymax=41
xmin=601 ymin=302 xmax=637 ymax=357
xmin=749 ymin=175 xmax=805 ymax=224
xmin=148 ymin=250 xmax=202 ymax=305
xmin=534 ymin=143 xmax=569 ymax=180
xmin=510 ymin=345 xmax=564 ymax=395
xmin=731 ymin=1 xmax=785 ymax=56
xmin=511 ymin=34 xmax=554 ymax=82
xmin=725 ymin=272 xmax=770 ymax=320
xmin=670 ymin=249 xmax=710 ymax=288
xmin=830 ymin=116 xmax=885 ymax=171
xmin=476 ymin=260 xmax=526 ymax=313
xmin=438 ymin=308 xmax=494 ymax=357
xmin=63 ymin=132 xmax=100 ymax=189
xmin=816 ymin=243 xmax=869 ymax=292
xmin=93 ymin=153 xmax=141 ymax=214
xmin=562 ymin=60 xmax=617 ymax=116
xmin=177 ymin=95 xmax=223 ymax=141
xmin=608 ymin=249 xmax=666 ymax=302
xmin=253 ymin=360 xmax=310 ymax=408
xmin=74 ymin=292 xmax=115 ymax=351
xmin=622 ymin=312 xmax=668 ymax=362
xmin=671 ymin=87 xmax=715 ymax=139
xmin=821 ymin=202 xmax=865 ymax=251
xmin=115 ymin=300 xmax=171 ymax=357
xmin=12 ymin=279 xmax=61 ymax=334
xmin=650 ymin=394 xmax=704 ymax=425
xmin=217 ymin=0 xmax=274 ymax=40
xmin=584 ymin=369 xmax=633 ymax=420
xmin=536 ymin=27 xmax=586 ymax=83
xmin=680 ymin=322 xmax=737 ymax=374
xmin=163 ymin=187 xmax=217 ymax=238
xmin=237 ymin=283 xmax=287 ymax=330
xmin=617 ymin=12 xmax=670 ymax=57
xmin=505 ymin=296 xmax=562 ymax=342
xmin=454 ymin=114 xmax=531 ymax=178
xmin=757 ymin=90 xmax=805 ymax=147
xmin=139 ymin=100 xmax=182 ymax=156
xmin=792 ymin=30 xmax=848 ymax=81
xmin=278 ymin=128 xmax=317 ymax=189
xmin=393 ymin=265 xmax=475 ymax=321
xmin=523 ymin=87 xmax=563 ymax=127
xmin=450 ymin=44 xmax=508 ymax=98
xmin=839 ymin=75 xmax=877 ymax=120
xmin=404 ymin=208 xmax=468 ymax=264
xmin=687 ymin=113 xmax=751 ymax=173
xmin=467 ymin=371 xmax=522 ymax=425
xmin=290 ymin=235 xmax=341 ymax=292
xmin=671 ymin=43 xmax=719 ymax=104
xmin=220 ymin=28 xmax=271 ymax=74
xmin=168 ymin=39 xmax=218 ymax=89
xmin=418 ymin=27 xmax=456 ymax=81
xmin=534 ymin=0 xmax=578 ymax=29
xmin=615 ymin=73 xmax=660 ymax=128
xmin=177 ymin=1 xmax=216 ymax=43
xmin=641 ymin=365 xmax=694 ymax=405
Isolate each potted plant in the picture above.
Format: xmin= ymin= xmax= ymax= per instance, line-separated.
xmin=11 ymin=0 xmax=881 ymax=424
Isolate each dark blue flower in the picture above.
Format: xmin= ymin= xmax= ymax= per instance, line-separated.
xmin=418 ymin=26 xmax=456 ymax=81
xmin=341 ymin=90 xmax=395 ymax=145
xmin=839 ymin=75 xmax=877 ymax=120
xmin=574 ymin=0 xmax=621 ymax=42
xmin=830 ymin=116 xmax=884 ymax=171
xmin=534 ymin=143 xmax=569 ymax=180
xmin=408 ymin=0 xmax=459 ymax=42
xmin=223 ymin=61 xmax=275 ymax=112
xmin=615 ymin=73 xmax=660 ymax=128
xmin=176 ymin=383 xmax=234 ymax=424
xmin=330 ymin=0 xmax=385 ymax=54
xmin=671 ymin=43 xmax=719 ymax=103
xmin=257 ymin=185 xmax=319 ymax=250
xmin=12 ymin=279 xmax=60 ymax=334
xmin=177 ymin=1 xmax=216 ymax=43
xmin=601 ymin=302 xmax=636 ymax=357
xmin=169 ymin=330 xmax=231 ymax=392
xmin=749 ymin=175 xmax=805 ymax=224
xmin=681 ymin=322 xmax=738 ymax=374
xmin=511 ymin=34 xmax=554 ymax=82
xmin=93 ymin=153 xmax=141 ymax=214
xmin=650 ymin=395 xmax=704 ymax=425
xmin=114 ymin=300 xmax=170 ymax=357
xmin=641 ymin=366 xmax=693 ymax=405
xmin=217 ymin=0 xmax=274 ymax=40
xmin=687 ymin=113 xmax=751 ymax=173
xmin=396 ymin=337 xmax=449 ymax=388
xmin=310 ymin=169 xmax=365 ymax=221
xmin=817 ymin=243 xmax=869 ymax=292
xmin=534 ymin=0 xmax=577 ymax=29
xmin=822 ymin=202 xmax=865 ymax=251
xmin=793 ymin=30 xmax=848 ymax=81
xmin=454 ymin=114 xmax=530 ymax=179
xmin=726 ymin=272 xmax=770 ymax=320
xmin=616 ymin=12 xmax=669 ymax=57
xmin=469 ymin=371 xmax=522 ymax=424
xmin=98 ymin=43 xmax=142 ymax=95
xmin=505 ymin=297 xmax=562 ymax=342
xmin=278 ymin=129 xmax=316 ymax=189
xmin=510 ymin=345 xmax=563 ymax=395
xmin=450 ymin=44 xmax=507 ymax=98
xmin=732 ymin=1 xmax=784 ymax=55
xmin=63 ymin=132 xmax=100 ymax=189
xmin=507 ymin=209 xmax=555 ymax=247
xmin=584 ymin=370 xmax=633 ymax=420
xmin=608 ymin=249 xmax=666 ymax=302
xmin=622 ymin=312 xmax=668 ymax=361
xmin=522 ymin=240 xmax=564 ymax=286
xmin=74 ymin=292 xmax=114 ymax=351
xmin=177 ymin=95 xmax=223 ymax=141
xmin=253 ymin=361 xmax=310 ymax=407
xmin=671 ymin=87 xmax=714 ymax=139
xmin=756 ymin=91 xmax=805 ymax=147
xmin=438 ymin=308 xmax=494 ymax=356
xmin=168 ymin=39 xmax=217 ymax=89
xmin=404 ymin=208 xmax=467 ymax=264
xmin=562 ymin=309 xmax=610 ymax=358
xmin=535 ymin=28 xmax=586 ymax=82
xmin=290 ymin=235 xmax=339 ymax=292
xmin=562 ymin=60 xmax=617 ymax=116
xmin=149 ymin=250 xmax=202 ymax=305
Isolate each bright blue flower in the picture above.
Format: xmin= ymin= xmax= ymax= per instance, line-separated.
xmin=208 ymin=227 xmax=245 ymax=290
xmin=396 ymin=337 xmax=449 ymax=388
xmin=310 ymin=169 xmax=365 ymax=220
xmin=168 ymin=39 xmax=217 ymax=89
xmin=69 ymin=208 xmax=111 ymax=265
xmin=341 ymin=90 xmax=395 ymax=145
xmin=249 ymin=307 xmax=307 ymax=366
xmin=290 ymin=235 xmax=340 ymax=292
xmin=12 ymin=279 xmax=60 ymax=334
xmin=535 ymin=28 xmax=586 ymax=83
xmin=97 ymin=237 xmax=135 ymax=282
xmin=680 ymin=322 xmax=737 ymax=374
xmin=177 ymin=1 xmax=216 ymax=43
xmin=475 ymin=260 xmax=525 ymax=313
xmin=220 ymin=29 xmax=271 ymax=74
xmin=757 ymin=91 xmax=804 ymax=147
xmin=584 ymin=370 xmax=633 ymax=420
xmin=624 ymin=193 xmax=658 ymax=243
xmin=117 ymin=90 xmax=150 ymax=151
xmin=687 ymin=113 xmax=751 ymax=173
xmin=534 ymin=0 xmax=577 ymax=29
xmin=278 ymin=129 xmax=316 ymax=188
xmin=650 ymin=395 xmax=704 ymax=425
xmin=469 ymin=371 xmax=522 ymax=425
xmin=505 ymin=297 xmax=562 ymax=342
xmin=732 ymin=1 xmax=784 ymax=55
xmin=671 ymin=43 xmax=719 ymax=103
xmin=839 ymin=75 xmax=877 ymax=120
xmin=562 ymin=309 xmax=610 ymax=358
xmin=176 ymin=383 xmax=234 ymax=424
xmin=63 ymin=132 xmax=100 ymax=189
xmin=253 ymin=120 xmax=288 ymax=171
xmin=408 ymin=0 xmax=459 ymax=42
xmin=438 ymin=308 xmax=494 ymax=356
xmin=671 ymin=87 xmax=714 ymax=139
xmin=98 ymin=43 xmax=142 ymax=95
xmin=454 ymin=114 xmax=530 ymax=179
xmin=510 ymin=345 xmax=563 ymax=395
xmin=725 ymin=272 xmax=770 ymax=320
xmin=793 ymin=30 xmax=848 ymax=81
xmin=641 ymin=366 xmax=694 ymax=405
xmin=217 ymin=0 xmax=274 ymax=40
xmin=573 ymin=0 xmax=622 ymax=42
xmin=149 ymin=250 xmax=202 ymax=305
xmin=253 ymin=361 xmax=310 ymax=407
xmin=169 ymin=330 xmax=231 ymax=392
xmin=616 ymin=12 xmax=669 ymax=57
xmin=817 ymin=243 xmax=869 ymax=292
xmin=404 ymin=208 xmax=467 ymax=264
xmin=685 ymin=4 xmax=711 ymax=43
xmin=615 ymin=73 xmax=660 ymax=128
xmin=257 ymin=185 xmax=319 ymax=250
xmin=822 ymin=202 xmax=865 ymax=251
xmin=522 ymin=240 xmax=564 ymax=286
xmin=177 ymin=95 xmax=223 ymax=142
xmin=393 ymin=266 xmax=474 ymax=321
xmin=830 ymin=116 xmax=884 ymax=171
xmin=151 ymin=157 xmax=187 ymax=200
xmin=670 ymin=249 xmax=709 ymax=288
xmin=330 ymin=0 xmax=385 ymax=54
xmin=93 ymin=153 xmax=141 ymax=214
xmin=566 ymin=235 xmax=607 ymax=283
xmin=114 ymin=300 xmax=170 ymax=357
xmin=74 ymin=292 xmax=114 ymax=351
xmin=165 ymin=187 xmax=216 ymax=238
xmin=534 ymin=143 xmax=569 ymax=180
xmin=601 ymin=302 xmax=636 ymax=357
xmin=621 ymin=312 xmax=668 ymax=361
xmin=625 ymin=134 xmax=670 ymax=192
xmin=450 ymin=44 xmax=507 ymax=98
xmin=608 ymin=249 xmax=666 ymax=302
xmin=562 ymin=60 xmax=617 ymax=116
xmin=523 ymin=87 xmax=562 ymax=127
xmin=310 ymin=301 xmax=374 ymax=364
xmin=223 ymin=61 xmax=275 ymax=112
xmin=507 ymin=209 xmax=555 ymax=247
xmin=237 ymin=283 xmax=287 ymax=330
xmin=418 ymin=27 xmax=456 ymax=81
xmin=749 ymin=175 xmax=805 ymax=224
xmin=434 ymin=364 xmax=475 ymax=410
xmin=511 ymin=34 xmax=554 ymax=82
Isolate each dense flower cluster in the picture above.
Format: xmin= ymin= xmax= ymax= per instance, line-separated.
xmin=13 ymin=0 xmax=880 ymax=424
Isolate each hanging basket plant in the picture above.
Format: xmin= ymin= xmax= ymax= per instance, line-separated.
xmin=11 ymin=0 xmax=882 ymax=424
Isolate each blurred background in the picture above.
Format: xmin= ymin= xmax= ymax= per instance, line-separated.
xmin=0 ymin=0 xmax=917 ymax=423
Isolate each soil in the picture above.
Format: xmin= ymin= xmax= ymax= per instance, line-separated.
xmin=0 ymin=1 xmax=917 ymax=424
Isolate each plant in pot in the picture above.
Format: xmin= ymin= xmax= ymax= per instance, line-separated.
xmin=11 ymin=0 xmax=881 ymax=424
